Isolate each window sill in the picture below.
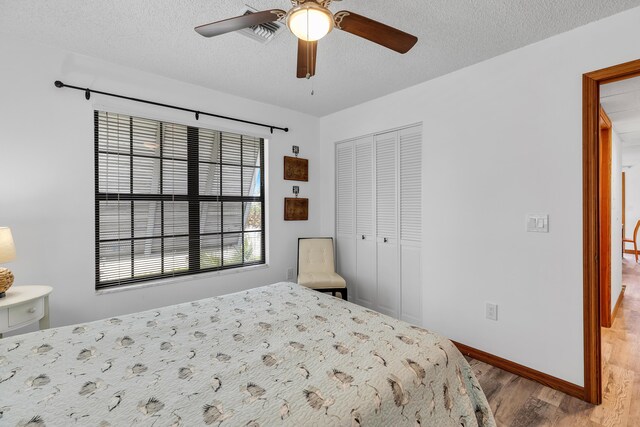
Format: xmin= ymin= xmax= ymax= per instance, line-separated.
xmin=95 ymin=263 xmax=270 ymax=295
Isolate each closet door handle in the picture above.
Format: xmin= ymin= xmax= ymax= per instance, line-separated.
xmin=383 ymin=237 xmax=388 ymax=243
xmin=361 ymin=235 xmax=365 ymax=240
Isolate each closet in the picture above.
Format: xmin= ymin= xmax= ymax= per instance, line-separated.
xmin=335 ymin=124 xmax=422 ymax=324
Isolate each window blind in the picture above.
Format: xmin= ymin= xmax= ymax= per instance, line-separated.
xmin=95 ymin=111 xmax=265 ymax=289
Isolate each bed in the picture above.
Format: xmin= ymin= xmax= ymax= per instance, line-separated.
xmin=0 ymin=282 xmax=495 ymax=426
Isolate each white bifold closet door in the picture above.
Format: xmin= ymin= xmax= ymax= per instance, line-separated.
xmin=399 ymin=125 xmax=423 ymax=324
xmin=354 ymin=136 xmax=376 ymax=308
xmin=375 ymin=131 xmax=400 ymax=318
xmin=335 ymin=141 xmax=356 ymax=292
xmin=334 ymin=124 xmax=422 ymax=323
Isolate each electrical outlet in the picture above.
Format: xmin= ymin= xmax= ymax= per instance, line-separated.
xmin=486 ymin=303 xmax=498 ymax=321
xmin=286 ymin=268 xmax=295 ymax=281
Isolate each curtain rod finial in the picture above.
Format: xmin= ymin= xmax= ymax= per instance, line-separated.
xmin=54 ymin=80 xmax=64 ymax=88
xmin=284 ymin=128 xmax=289 ymax=133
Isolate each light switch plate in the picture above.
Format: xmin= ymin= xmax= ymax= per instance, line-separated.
xmin=486 ymin=303 xmax=498 ymax=321
xmin=526 ymin=214 xmax=549 ymax=233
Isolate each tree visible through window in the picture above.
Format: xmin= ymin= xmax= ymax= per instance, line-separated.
xmin=95 ymin=111 xmax=265 ymax=289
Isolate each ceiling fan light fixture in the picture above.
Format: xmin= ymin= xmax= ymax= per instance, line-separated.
xmin=287 ymin=3 xmax=334 ymax=42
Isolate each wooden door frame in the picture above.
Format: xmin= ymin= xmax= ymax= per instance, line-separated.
xmin=599 ymin=108 xmax=613 ymax=328
xmin=583 ymin=58 xmax=640 ymax=404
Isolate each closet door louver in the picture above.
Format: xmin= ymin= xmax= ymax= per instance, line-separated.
xmin=335 ymin=141 xmax=356 ymax=294
xmin=355 ymin=139 xmax=374 ymax=239
xmin=399 ymin=124 xmax=423 ymax=325
xmin=354 ymin=137 xmax=376 ymax=307
xmin=375 ymin=132 xmax=397 ymax=242
xmin=400 ymin=125 xmax=422 ymax=243
xmin=336 ymin=143 xmax=354 ymax=237
xmin=375 ymin=131 xmax=399 ymax=318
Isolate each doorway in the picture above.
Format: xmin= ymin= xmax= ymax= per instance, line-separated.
xmin=583 ymin=59 xmax=640 ymax=404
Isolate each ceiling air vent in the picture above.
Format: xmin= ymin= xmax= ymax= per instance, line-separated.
xmin=238 ymin=6 xmax=285 ymax=44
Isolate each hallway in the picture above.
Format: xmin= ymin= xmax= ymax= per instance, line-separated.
xmin=468 ymin=254 xmax=640 ymax=426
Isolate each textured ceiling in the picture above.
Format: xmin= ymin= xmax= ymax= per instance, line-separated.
xmin=602 ymin=76 xmax=640 ymax=147
xmin=2 ymin=0 xmax=640 ymax=116
xmin=602 ymin=76 xmax=640 ymax=167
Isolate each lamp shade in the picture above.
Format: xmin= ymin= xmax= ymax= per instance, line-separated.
xmin=287 ymin=3 xmax=334 ymax=42
xmin=0 ymin=227 xmax=16 ymax=263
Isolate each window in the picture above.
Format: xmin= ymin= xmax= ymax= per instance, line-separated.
xmin=95 ymin=111 xmax=265 ymax=289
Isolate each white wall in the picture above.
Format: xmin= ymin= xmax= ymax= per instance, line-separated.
xmin=624 ymin=146 xmax=640 ymax=238
xmin=0 ymin=34 xmax=321 ymax=332
xmin=611 ymin=129 xmax=623 ymax=310
xmin=625 ymin=165 xmax=640 ymax=233
xmin=319 ymin=6 xmax=640 ymax=386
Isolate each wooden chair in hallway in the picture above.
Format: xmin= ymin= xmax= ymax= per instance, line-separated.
xmin=623 ymin=219 xmax=640 ymax=263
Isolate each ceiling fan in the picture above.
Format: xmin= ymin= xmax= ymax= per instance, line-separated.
xmin=195 ymin=0 xmax=418 ymax=79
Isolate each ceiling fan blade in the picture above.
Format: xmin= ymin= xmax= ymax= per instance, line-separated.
xmin=297 ymin=39 xmax=318 ymax=79
xmin=334 ymin=11 xmax=418 ymax=54
xmin=195 ymin=9 xmax=285 ymax=38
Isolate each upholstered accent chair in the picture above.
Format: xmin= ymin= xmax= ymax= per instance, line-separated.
xmin=297 ymin=237 xmax=347 ymax=300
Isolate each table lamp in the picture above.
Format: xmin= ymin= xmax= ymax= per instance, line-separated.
xmin=0 ymin=227 xmax=16 ymax=298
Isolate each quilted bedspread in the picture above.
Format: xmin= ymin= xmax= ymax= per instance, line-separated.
xmin=0 ymin=282 xmax=495 ymax=426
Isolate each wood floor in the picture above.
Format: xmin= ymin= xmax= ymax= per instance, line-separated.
xmin=468 ymin=254 xmax=640 ymax=426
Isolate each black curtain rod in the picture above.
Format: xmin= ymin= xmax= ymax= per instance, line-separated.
xmin=53 ymin=80 xmax=289 ymax=134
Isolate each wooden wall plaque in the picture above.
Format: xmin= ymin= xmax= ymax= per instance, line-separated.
xmin=284 ymin=156 xmax=308 ymax=181
xmin=284 ymin=198 xmax=308 ymax=221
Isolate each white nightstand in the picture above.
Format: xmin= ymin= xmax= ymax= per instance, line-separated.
xmin=0 ymin=285 xmax=52 ymax=338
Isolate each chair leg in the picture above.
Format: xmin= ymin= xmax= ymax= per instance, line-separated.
xmin=635 ymin=241 xmax=638 ymax=263
xmin=342 ymin=287 xmax=348 ymax=301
